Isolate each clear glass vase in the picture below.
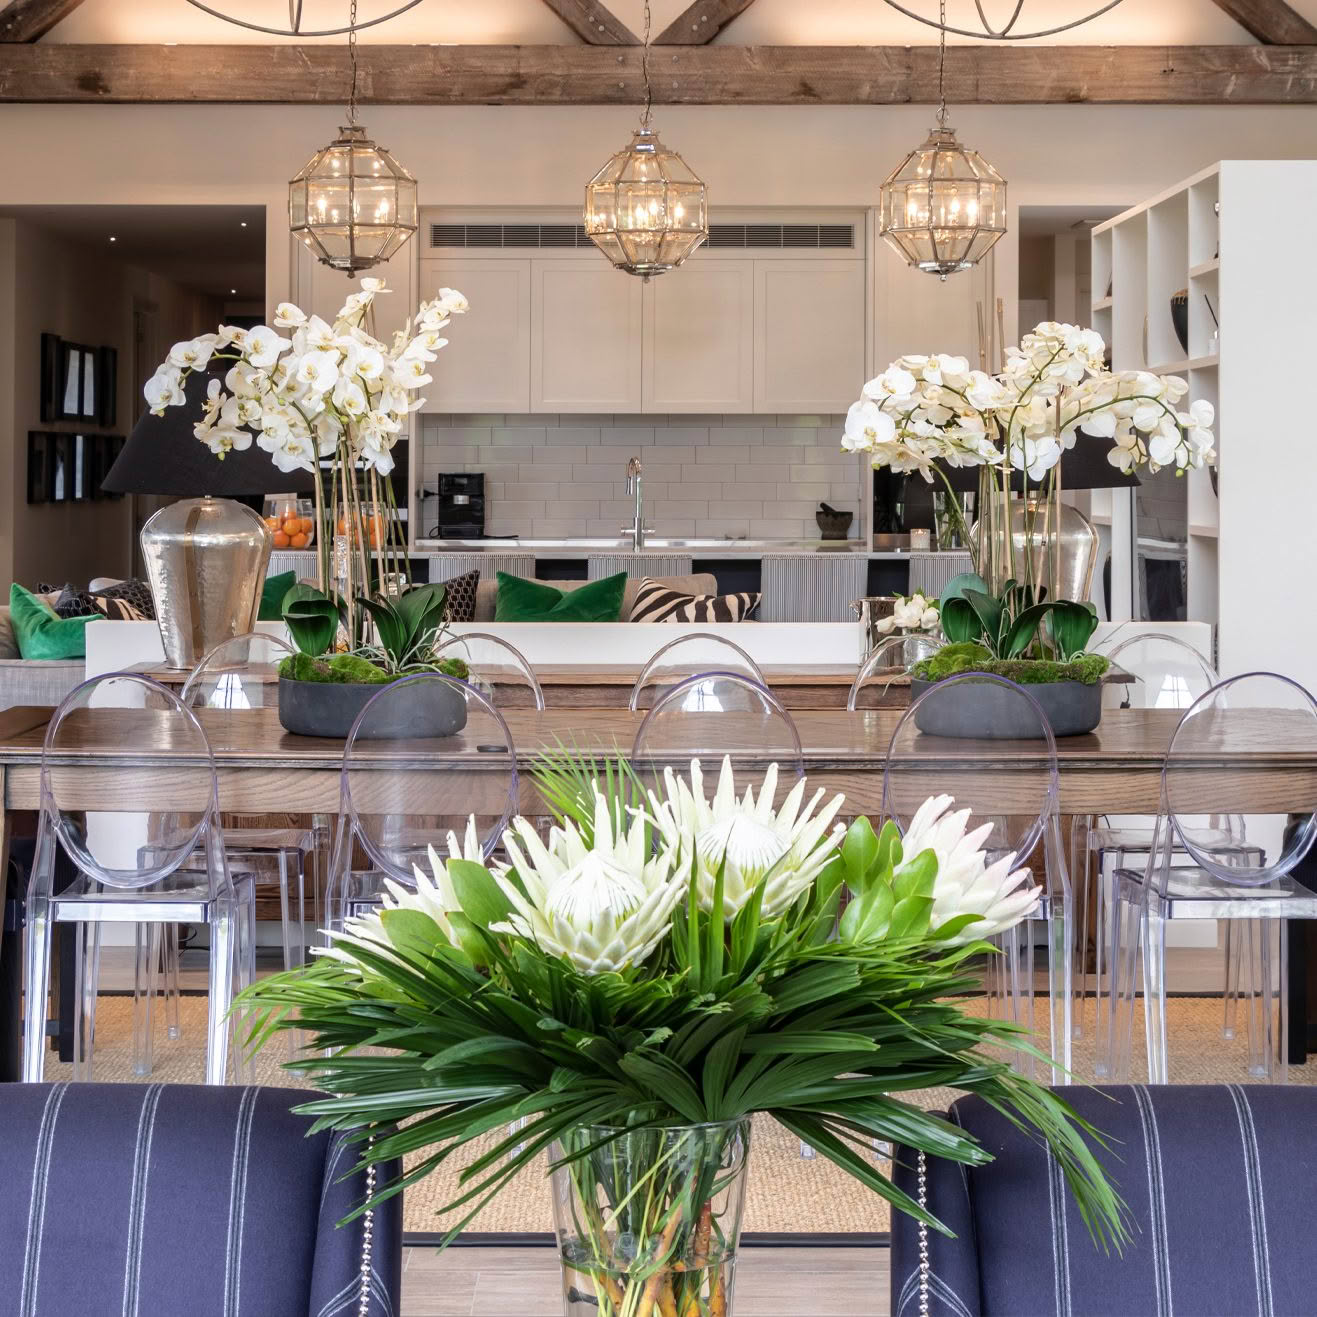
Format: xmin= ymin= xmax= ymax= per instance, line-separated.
xmin=550 ymin=1119 xmax=751 ymax=1317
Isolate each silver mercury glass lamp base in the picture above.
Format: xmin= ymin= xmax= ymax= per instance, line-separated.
xmin=139 ymin=496 xmax=273 ymax=670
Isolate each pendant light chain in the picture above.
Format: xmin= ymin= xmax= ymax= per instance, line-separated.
xmin=641 ymin=0 xmax=653 ymax=131
xmin=936 ymin=0 xmax=947 ymax=129
xmin=347 ymin=0 xmax=360 ymax=127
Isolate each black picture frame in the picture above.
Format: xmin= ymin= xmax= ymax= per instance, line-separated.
xmin=96 ymin=346 xmax=117 ymax=427
xmin=101 ymin=436 xmax=125 ymax=499
xmin=40 ymin=334 xmax=62 ymax=423
xmin=72 ymin=435 xmax=89 ymax=501
xmin=26 ymin=432 xmax=50 ymax=505
xmin=49 ymin=434 xmax=73 ymax=502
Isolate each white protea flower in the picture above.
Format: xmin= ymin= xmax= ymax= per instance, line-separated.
xmin=901 ymin=794 xmax=1041 ymax=944
xmin=316 ymin=818 xmax=484 ymax=970
xmin=491 ymin=790 xmax=686 ymax=974
xmin=649 ymin=757 xmax=845 ymax=921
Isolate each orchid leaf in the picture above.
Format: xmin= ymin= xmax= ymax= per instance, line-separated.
xmin=1050 ymin=600 xmax=1099 ymax=661
xmin=939 ymin=596 xmax=980 ymax=646
xmin=1003 ymin=602 xmax=1055 ymax=659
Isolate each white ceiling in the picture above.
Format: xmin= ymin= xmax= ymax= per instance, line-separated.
xmin=0 ymin=204 xmax=265 ymax=301
xmin=1017 ymin=204 xmax=1126 ymax=236
xmin=30 ymin=0 xmax=1315 ymax=46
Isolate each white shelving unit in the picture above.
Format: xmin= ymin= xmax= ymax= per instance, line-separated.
xmin=1092 ymin=161 xmax=1317 ymax=689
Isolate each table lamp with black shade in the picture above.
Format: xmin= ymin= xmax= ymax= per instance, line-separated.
xmin=103 ymin=366 xmax=314 ymax=669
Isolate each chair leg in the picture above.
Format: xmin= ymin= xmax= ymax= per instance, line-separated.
xmin=131 ymin=924 xmax=160 ymax=1079
xmin=1276 ymin=919 xmax=1290 ymax=1085
xmin=163 ymin=924 xmax=182 ymax=1041
xmin=206 ymin=907 xmax=235 ymax=1086
xmin=1223 ymin=921 xmax=1238 ymax=1040
xmin=1092 ymin=850 xmax=1117 ymax=1078
xmin=73 ymin=921 xmax=102 ymax=1082
xmin=1143 ymin=908 xmax=1168 ymax=1084
xmin=1072 ymin=818 xmax=1092 ymax=1040
xmin=1107 ymin=886 xmax=1141 ymax=1083
xmin=1047 ymin=897 xmax=1073 ymax=1084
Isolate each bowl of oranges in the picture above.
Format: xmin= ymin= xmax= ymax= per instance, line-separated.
xmin=264 ymin=496 xmax=316 ymax=551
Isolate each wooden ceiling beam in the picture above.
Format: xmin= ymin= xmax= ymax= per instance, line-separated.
xmin=1 ymin=43 xmax=1316 ymax=105
xmin=0 ymin=0 xmax=88 ymax=42
xmin=1209 ymin=0 xmax=1317 ymax=44
xmin=538 ymin=0 xmax=638 ymax=45
xmin=656 ymin=0 xmax=758 ymax=45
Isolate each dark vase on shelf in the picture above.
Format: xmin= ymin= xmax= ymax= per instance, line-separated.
xmin=1170 ymin=290 xmax=1189 ymax=355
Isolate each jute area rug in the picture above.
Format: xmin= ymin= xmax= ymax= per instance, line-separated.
xmin=45 ymin=994 xmax=1316 ymax=1236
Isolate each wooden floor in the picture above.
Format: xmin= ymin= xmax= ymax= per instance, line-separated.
xmin=400 ymin=1245 xmax=890 ymax=1317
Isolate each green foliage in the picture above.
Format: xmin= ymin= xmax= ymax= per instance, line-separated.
xmin=356 ymin=582 xmax=448 ymax=671
xmin=1050 ymin=600 xmax=1100 ymax=661
xmin=913 ymin=652 xmax=1111 ymax=686
xmin=278 ymin=652 xmax=393 ymax=684
xmin=937 ymin=574 xmax=1102 ymax=669
xmin=938 ymin=573 xmax=989 ymax=644
xmin=281 ymin=583 xmax=342 ymax=658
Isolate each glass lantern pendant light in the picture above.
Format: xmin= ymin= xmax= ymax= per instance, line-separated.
xmin=878 ymin=0 xmax=1007 ymax=281
xmin=583 ymin=0 xmax=708 ymax=280
xmin=288 ymin=0 xmax=418 ymax=275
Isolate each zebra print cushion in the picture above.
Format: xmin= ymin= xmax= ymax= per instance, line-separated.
xmin=629 ymin=577 xmax=761 ymax=624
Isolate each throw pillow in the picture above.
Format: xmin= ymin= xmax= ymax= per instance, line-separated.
xmin=494 ymin=571 xmax=627 ymax=624
xmin=96 ymin=578 xmax=157 ymax=620
xmin=259 ymin=571 xmax=297 ymax=622
xmin=438 ymin=568 xmax=480 ymax=624
xmin=629 ymin=578 xmax=761 ymax=623
xmin=47 ymin=580 xmax=157 ymax=622
xmin=9 ymin=583 xmax=102 ymax=660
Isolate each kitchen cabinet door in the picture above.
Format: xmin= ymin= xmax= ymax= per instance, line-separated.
xmin=420 ymin=256 xmax=531 ymax=414
xmin=290 ymin=233 xmax=417 ymax=348
xmin=531 ymin=259 xmax=643 ymax=413
xmin=754 ymin=259 xmax=866 ymax=413
xmin=643 ymin=258 xmax=754 ymax=413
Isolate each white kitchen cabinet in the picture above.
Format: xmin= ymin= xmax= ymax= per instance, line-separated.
xmin=420 ymin=256 xmax=531 ymax=414
xmin=643 ymin=258 xmax=754 ymax=413
xmin=753 ymin=259 xmax=866 ymax=413
xmin=872 ymin=240 xmax=986 ymax=368
xmin=531 ymin=258 xmax=643 ymax=413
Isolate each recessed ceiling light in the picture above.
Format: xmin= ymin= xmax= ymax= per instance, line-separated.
xmin=230 ymin=288 xmax=237 ymax=295
xmin=240 ymin=221 xmax=247 ymax=228
xmin=108 ymin=236 xmax=116 ymax=243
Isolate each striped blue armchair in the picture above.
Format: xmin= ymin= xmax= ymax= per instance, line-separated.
xmin=0 ymin=1083 xmax=401 ymax=1317
xmin=892 ymin=1085 xmax=1315 ymax=1317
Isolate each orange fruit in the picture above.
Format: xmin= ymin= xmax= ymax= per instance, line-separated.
xmin=299 ymin=517 xmax=314 ymax=534
xmin=272 ymin=530 xmax=290 ymax=549
xmin=264 ymin=516 xmax=280 ymax=531
xmin=290 ymin=532 xmax=308 ymax=549
xmin=282 ymin=518 xmax=301 ymax=535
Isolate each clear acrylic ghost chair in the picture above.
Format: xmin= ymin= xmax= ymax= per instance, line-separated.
xmin=847 ymin=634 xmax=942 ymax=712
xmin=628 ymin=634 xmax=765 ymax=712
xmin=23 ymin=673 xmax=253 ymax=1085
xmin=433 ymin=631 xmax=546 ymax=711
xmin=1081 ymin=631 xmax=1259 ymax=1070
xmin=324 ymin=673 xmax=519 ymax=935
xmin=632 ymin=672 xmax=818 ymax=1154
xmin=179 ymin=631 xmax=319 ymax=1053
xmin=1109 ymin=672 xmax=1317 ymax=1084
xmin=881 ymin=673 xmax=1071 ymax=1082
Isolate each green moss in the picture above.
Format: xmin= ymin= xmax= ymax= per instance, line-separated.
xmin=912 ymin=651 xmax=1111 ymax=686
xmin=437 ymin=656 xmax=469 ymax=680
xmin=278 ymin=653 xmax=393 ymax=685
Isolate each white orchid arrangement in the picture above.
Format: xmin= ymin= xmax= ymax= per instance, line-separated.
xmin=874 ymin=591 xmax=941 ymax=637
xmin=241 ymin=753 xmax=1123 ymax=1268
xmin=843 ymin=322 xmax=1215 ymax=484
xmin=144 ymin=278 xmax=468 ymax=608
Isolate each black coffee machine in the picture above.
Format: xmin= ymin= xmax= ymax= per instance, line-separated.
xmin=435 ymin=473 xmax=485 ymax=539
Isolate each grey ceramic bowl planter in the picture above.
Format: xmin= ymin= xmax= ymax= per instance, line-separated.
xmin=278 ymin=675 xmax=470 ymax=739
xmin=910 ymin=676 xmax=1102 ymax=738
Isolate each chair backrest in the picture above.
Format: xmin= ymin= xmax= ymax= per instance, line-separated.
xmin=1160 ymin=671 xmax=1317 ymax=888
xmin=432 ymin=631 xmax=545 ymax=711
xmin=0 ymin=1083 xmax=401 ymax=1317
xmin=180 ymin=631 xmax=297 ymax=712
xmin=882 ymin=673 xmax=1060 ymax=865
xmin=629 ymin=633 xmax=765 ymax=711
xmin=631 ymin=671 xmax=804 ymax=803
xmin=338 ymin=672 xmax=519 ymax=883
xmin=891 ymin=1085 xmax=1317 ymax=1317
xmin=1098 ymin=630 xmax=1217 ymax=712
xmin=848 ymin=633 xmax=942 ymax=712
xmin=39 ymin=673 xmax=224 ymax=891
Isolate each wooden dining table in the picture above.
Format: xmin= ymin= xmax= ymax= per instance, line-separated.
xmin=2 ymin=700 xmax=1316 ymax=1072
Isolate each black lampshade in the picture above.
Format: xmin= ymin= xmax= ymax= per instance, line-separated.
xmin=933 ymin=430 xmax=1141 ymax=494
xmin=103 ymin=365 xmax=315 ymax=497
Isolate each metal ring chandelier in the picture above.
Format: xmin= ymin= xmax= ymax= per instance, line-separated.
xmin=882 ymin=0 xmax=1124 ymax=41
xmin=185 ymin=0 xmax=425 ymax=38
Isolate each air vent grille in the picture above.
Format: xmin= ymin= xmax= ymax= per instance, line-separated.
xmin=428 ymin=221 xmax=855 ymax=251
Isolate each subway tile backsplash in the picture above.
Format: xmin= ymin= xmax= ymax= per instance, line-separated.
xmin=419 ymin=414 xmax=862 ymax=541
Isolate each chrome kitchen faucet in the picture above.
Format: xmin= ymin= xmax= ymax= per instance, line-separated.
xmin=623 ymin=456 xmax=651 ymax=550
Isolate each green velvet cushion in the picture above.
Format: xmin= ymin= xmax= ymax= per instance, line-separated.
xmin=494 ymin=571 xmax=627 ymax=623
xmin=9 ymin=583 xmax=101 ymax=660
xmin=259 ymin=571 xmax=297 ymax=622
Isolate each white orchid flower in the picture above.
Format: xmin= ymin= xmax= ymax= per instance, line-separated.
xmin=648 ymin=757 xmax=845 ymax=922
xmin=492 ymin=791 xmax=686 ymax=975
xmin=296 ymin=348 xmax=340 ymax=396
xmin=143 ymin=366 xmax=185 ymax=414
xmin=273 ymin=303 xmax=308 ymax=329
xmin=842 ymin=399 xmax=897 ymax=454
xmin=167 ymin=336 xmax=215 ymax=372
xmin=901 ymin=794 xmax=1040 ymax=944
